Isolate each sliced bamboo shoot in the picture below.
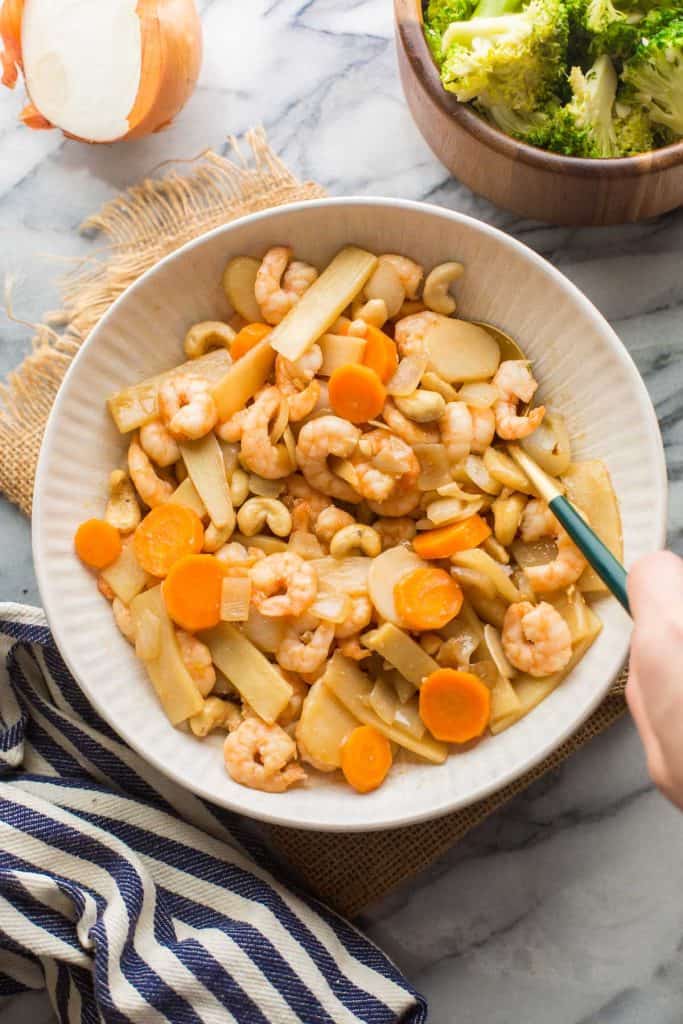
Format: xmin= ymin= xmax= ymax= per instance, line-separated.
xmin=212 ymin=338 xmax=276 ymax=421
xmin=201 ymin=622 xmax=292 ymax=724
xmin=488 ymin=673 xmax=521 ymax=728
xmin=234 ymin=533 xmax=288 ymax=555
xmin=100 ymin=536 xmax=152 ymax=604
xmin=451 ymin=548 xmax=522 ymax=604
xmin=180 ymin=434 xmax=233 ymax=531
xmin=167 ymin=477 xmax=206 ymax=518
xmin=296 ymin=680 xmax=359 ymax=772
xmin=562 ymin=461 xmax=623 ymax=594
xmin=108 ymin=350 xmax=231 ymax=434
xmin=269 ymin=247 xmax=378 ymax=362
xmin=367 ymin=676 xmax=399 ymax=725
xmin=130 ymin=587 xmax=203 ymax=725
xmin=393 ymin=696 xmax=426 ymax=740
xmin=323 ymin=653 xmax=448 ymax=763
xmin=362 ymin=623 xmax=438 ymax=686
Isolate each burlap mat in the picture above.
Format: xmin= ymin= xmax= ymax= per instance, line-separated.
xmin=0 ymin=129 xmax=628 ymax=919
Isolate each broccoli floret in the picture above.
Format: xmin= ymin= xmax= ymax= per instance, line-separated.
xmin=622 ymin=21 xmax=683 ymax=136
xmin=543 ymin=54 xmax=621 ymax=156
xmin=477 ymin=99 xmax=557 ymax=146
xmin=439 ymin=0 xmax=569 ymax=110
xmin=613 ymin=100 xmax=655 ymax=152
xmin=424 ymin=0 xmax=477 ymax=62
xmin=585 ymin=0 xmax=640 ymax=57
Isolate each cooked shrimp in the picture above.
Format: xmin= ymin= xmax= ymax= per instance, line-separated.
xmin=176 ymin=630 xmax=216 ymax=697
xmin=139 ymin=419 xmax=181 ymax=467
xmin=158 ymin=376 xmax=217 ymax=441
xmin=277 ymin=621 xmax=335 ymax=674
xmin=113 ymin=598 xmax=135 ymax=643
xmin=440 ymin=402 xmax=473 ymax=464
xmin=277 ymin=674 xmax=309 ymax=728
xmin=374 ymin=517 xmax=417 ymax=549
xmin=394 ymin=311 xmax=440 ymax=359
xmin=240 ymin=387 xmax=294 ymax=480
xmin=337 ymin=634 xmax=371 ymax=661
xmin=493 ymin=361 xmax=546 ymax=440
xmin=284 ymin=474 xmax=333 ymax=519
xmin=254 ymin=246 xmax=318 ymax=325
xmin=379 ymin=254 xmax=424 ymax=300
xmin=313 ymin=505 xmax=356 ymax=545
xmin=470 ymin=406 xmax=496 ymax=454
xmin=128 ymin=438 xmax=174 ymax=507
xmin=296 ymin=415 xmax=362 ymax=503
xmin=382 ymin=400 xmax=440 ymax=445
xmin=98 ymin=576 xmax=115 ymax=602
xmin=250 ymin=552 xmax=317 ymax=617
xmin=223 ymin=718 xmax=305 ymax=793
xmin=368 ymin=485 xmax=420 ymax=518
xmin=502 ymin=601 xmax=572 ymax=677
xmin=354 ymin=429 xmax=419 ymax=503
xmin=335 ymin=595 xmax=373 ymax=639
xmin=519 ymin=499 xmax=587 ymax=592
xmin=216 ymin=541 xmax=264 ymax=569
xmin=216 ymin=406 xmax=249 ymax=443
xmin=275 ymin=344 xmax=323 ymax=421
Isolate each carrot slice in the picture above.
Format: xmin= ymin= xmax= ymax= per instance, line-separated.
xmin=362 ymin=325 xmax=398 ymax=385
xmin=413 ymin=515 xmax=492 ymax=560
xmin=163 ymin=554 xmax=224 ymax=632
xmin=341 ymin=725 xmax=393 ymax=794
xmin=420 ymin=668 xmax=491 ymax=743
xmin=74 ymin=519 xmax=121 ymax=570
xmin=394 ymin=567 xmax=463 ymax=631
xmin=328 ymin=364 xmax=387 ymax=423
xmin=133 ymin=504 xmax=204 ymax=578
xmin=230 ymin=323 xmax=272 ymax=361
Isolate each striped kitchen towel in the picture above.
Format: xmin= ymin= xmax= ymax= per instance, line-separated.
xmin=0 ymin=603 xmax=427 ymax=1023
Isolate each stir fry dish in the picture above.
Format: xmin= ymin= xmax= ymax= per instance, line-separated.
xmin=74 ymin=244 xmax=622 ymax=796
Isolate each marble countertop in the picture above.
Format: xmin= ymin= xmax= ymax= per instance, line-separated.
xmin=2 ymin=1 xmax=683 ymax=1021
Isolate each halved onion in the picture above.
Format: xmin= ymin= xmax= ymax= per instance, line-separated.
xmin=386 ymin=355 xmax=428 ymax=397
xmin=309 ymin=590 xmax=351 ymax=623
xmin=3 ymin=0 xmax=202 ymax=143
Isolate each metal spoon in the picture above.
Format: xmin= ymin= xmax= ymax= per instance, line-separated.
xmin=474 ymin=321 xmax=631 ymax=614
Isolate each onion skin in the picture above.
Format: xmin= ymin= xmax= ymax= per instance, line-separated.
xmin=1 ymin=0 xmax=202 ymax=142
xmin=0 ymin=0 xmax=23 ymax=88
xmin=125 ymin=0 xmax=203 ymax=141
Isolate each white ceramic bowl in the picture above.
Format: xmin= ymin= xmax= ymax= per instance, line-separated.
xmin=33 ymin=198 xmax=667 ymax=831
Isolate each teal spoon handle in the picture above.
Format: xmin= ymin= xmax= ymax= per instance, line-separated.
xmin=549 ymin=495 xmax=630 ymax=614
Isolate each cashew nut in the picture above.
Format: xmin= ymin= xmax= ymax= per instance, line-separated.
xmin=229 ymin=468 xmax=250 ymax=507
xmin=329 ymin=524 xmax=381 ymax=559
xmin=421 ymin=371 xmax=459 ymax=402
xmin=190 ymin=697 xmax=241 ymax=738
xmin=237 ymin=497 xmax=292 ymax=538
xmin=350 ymin=298 xmax=389 ymax=328
xmin=314 ymin=506 xmax=356 ymax=545
xmin=423 ymin=262 xmax=464 ymax=316
xmin=394 ymin=389 xmax=446 ymax=423
xmin=184 ymin=321 xmax=236 ymax=360
xmin=363 ymin=261 xmax=405 ymax=319
xmin=248 ymin=474 xmax=285 ymax=498
xmin=105 ymin=470 xmax=141 ymax=534
xmin=204 ymin=522 xmax=234 ymax=553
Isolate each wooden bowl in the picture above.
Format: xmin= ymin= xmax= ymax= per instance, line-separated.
xmin=395 ymin=0 xmax=683 ymax=225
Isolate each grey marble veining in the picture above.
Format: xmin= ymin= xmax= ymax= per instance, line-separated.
xmin=1 ymin=1 xmax=683 ymax=1021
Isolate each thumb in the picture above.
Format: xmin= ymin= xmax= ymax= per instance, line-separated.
xmin=628 ymin=550 xmax=683 ymax=775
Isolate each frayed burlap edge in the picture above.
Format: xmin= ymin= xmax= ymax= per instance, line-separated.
xmin=0 ymin=127 xmax=628 ymax=918
xmin=0 ymin=128 xmax=325 ymax=515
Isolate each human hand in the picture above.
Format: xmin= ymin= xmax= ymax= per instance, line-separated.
xmin=626 ymin=550 xmax=683 ymax=810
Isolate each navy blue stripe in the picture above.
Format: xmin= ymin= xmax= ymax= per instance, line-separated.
xmin=55 ymin=960 xmax=71 ymax=1023
xmin=0 ymin=620 xmax=52 ymax=645
xmin=61 ymin=809 xmax=395 ymax=1024
xmin=2 ymin=873 xmax=85 ymax=955
xmin=0 ymin=804 xmax=201 ymax=1024
xmin=164 ymin=936 xmax=269 ymax=1024
xmin=0 ymin=853 xmax=128 ymax=1024
xmin=40 ymin=642 xmax=120 ymax=744
xmin=0 ymin=975 xmax=27 ymax=997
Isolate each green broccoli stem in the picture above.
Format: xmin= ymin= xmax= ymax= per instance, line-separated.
xmin=472 ymin=0 xmax=523 ymax=16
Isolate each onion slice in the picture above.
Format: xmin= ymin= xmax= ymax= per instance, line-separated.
xmin=4 ymin=0 xmax=202 ymax=142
